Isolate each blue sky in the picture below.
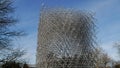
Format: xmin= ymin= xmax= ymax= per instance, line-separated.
xmin=13 ymin=0 xmax=120 ymax=64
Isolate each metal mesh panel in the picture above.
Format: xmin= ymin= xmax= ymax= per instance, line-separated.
xmin=37 ymin=8 xmax=96 ymax=68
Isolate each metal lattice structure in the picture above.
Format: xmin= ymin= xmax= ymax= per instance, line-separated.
xmin=37 ymin=8 xmax=96 ymax=68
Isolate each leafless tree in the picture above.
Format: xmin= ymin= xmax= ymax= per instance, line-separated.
xmin=37 ymin=8 xmax=97 ymax=68
xmin=0 ymin=48 xmax=25 ymax=63
xmin=0 ymin=0 xmax=24 ymax=49
xmin=114 ymin=42 xmax=120 ymax=57
xmin=94 ymin=47 xmax=111 ymax=68
xmin=0 ymin=0 xmax=25 ymax=64
xmin=102 ymin=53 xmax=111 ymax=68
